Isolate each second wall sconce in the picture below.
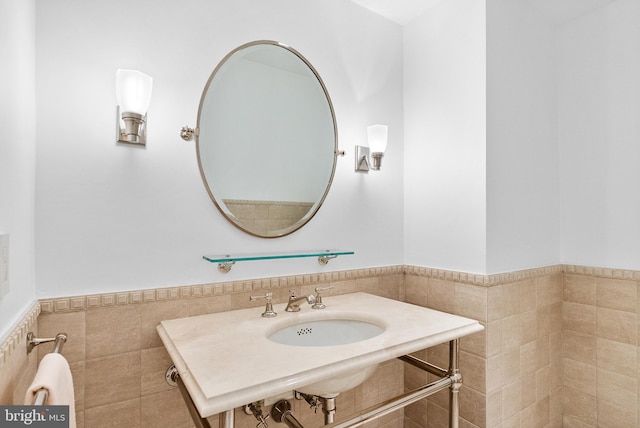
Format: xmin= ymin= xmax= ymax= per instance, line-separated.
xmin=116 ymin=69 xmax=153 ymax=145
xmin=355 ymin=124 xmax=388 ymax=173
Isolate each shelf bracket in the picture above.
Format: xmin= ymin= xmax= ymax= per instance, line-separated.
xmin=218 ymin=261 xmax=236 ymax=273
xmin=318 ymin=255 xmax=338 ymax=265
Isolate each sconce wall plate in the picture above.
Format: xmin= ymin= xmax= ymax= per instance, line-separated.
xmin=355 ymin=145 xmax=370 ymax=173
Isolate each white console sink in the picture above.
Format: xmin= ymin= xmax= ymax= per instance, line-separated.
xmin=157 ymin=292 xmax=483 ymax=418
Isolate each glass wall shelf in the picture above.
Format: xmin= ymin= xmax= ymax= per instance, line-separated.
xmin=203 ymin=250 xmax=354 ymax=273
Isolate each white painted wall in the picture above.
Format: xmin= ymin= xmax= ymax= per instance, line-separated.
xmin=0 ymin=0 xmax=37 ymax=340
xmin=34 ymin=0 xmax=405 ymax=298
xmin=559 ymin=0 xmax=640 ymax=270
xmin=403 ymin=0 xmax=488 ymax=274
xmin=486 ymin=0 xmax=560 ymax=273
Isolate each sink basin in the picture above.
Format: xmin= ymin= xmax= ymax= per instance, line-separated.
xmin=268 ymin=319 xmax=384 ymax=347
xmin=267 ymin=319 xmax=385 ymax=396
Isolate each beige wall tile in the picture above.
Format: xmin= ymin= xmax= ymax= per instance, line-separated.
xmin=188 ymin=295 xmax=232 ymax=317
xmin=562 ymin=302 xmax=596 ymax=335
xmin=536 ymin=274 xmax=562 ymax=308
xmin=86 ymin=305 xmax=140 ymax=359
xmin=596 ymin=337 xmax=637 ymax=375
xmin=596 ymin=277 xmax=637 ymax=313
xmin=503 ymin=281 xmax=523 ymax=318
xmin=487 ymin=389 xmax=502 ymax=427
xmin=85 ymin=351 xmax=140 ymax=409
xmin=140 ymin=300 xmax=189 ymax=349
xmin=140 ymin=389 xmax=192 ymax=428
xmin=520 ymin=309 xmax=537 ymax=345
xmin=563 ymin=331 xmax=596 ymax=366
xmin=536 ymin=335 xmax=549 ymax=370
xmin=549 ymin=388 xmax=563 ymax=424
xmin=69 ymin=361 xmax=85 ymax=412
xmin=562 ymin=358 xmax=596 ymax=396
xmin=487 ymin=320 xmax=502 ymax=358
xmin=597 ymin=398 xmax=638 ymax=428
xmin=488 ymin=284 xmax=506 ymax=322
xmin=535 ymin=396 xmax=550 ymax=427
xmin=455 ymin=283 xmax=487 ymax=322
xmin=427 ymin=278 xmax=455 ymax=314
xmin=520 ymin=341 xmax=537 ymax=375
xmin=562 ymin=387 xmax=597 ymax=426
xmin=502 ymin=380 xmax=521 ymax=420
xmin=461 ymin=323 xmax=487 ymax=358
xmin=596 ymin=367 xmax=637 ymax=412
xmin=535 ymin=366 xmax=550 ymax=401
xmin=427 ymin=401 xmax=448 ymax=428
xmin=519 ymin=279 xmax=536 ymax=313
xmin=502 ymin=348 xmax=521 ymax=386
xmin=563 ymin=274 xmax=596 ymax=306
xmin=520 ymin=372 xmax=536 ymax=410
xmin=486 ymin=353 xmax=504 ymax=394
xmin=84 ymin=398 xmax=141 ymax=428
xmin=502 ymin=314 xmax=522 ymax=351
xmin=562 ymin=415 xmax=596 ymax=428
xmin=537 ymin=303 xmax=561 ymax=339
xmin=460 ymin=351 xmax=486 ymax=393
xmin=459 ymin=385 xmax=486 ymax=428
xmin=596 ymin=307 xmax=637 ymax=345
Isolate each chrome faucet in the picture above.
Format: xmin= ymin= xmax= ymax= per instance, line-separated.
xmin=285 ymin=290 xmax=316 ymax=312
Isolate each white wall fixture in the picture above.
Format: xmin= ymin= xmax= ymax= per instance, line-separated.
xmin=355 ymin=124 xmax=388 ymax=173
xmin=115 ymin=69 xmax=153 ymax=145
xmin=0 ymin=233 xmax=9 ymax=299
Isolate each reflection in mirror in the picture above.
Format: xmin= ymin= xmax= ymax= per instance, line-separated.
xmin=196 ymin=41 xmax=338 ymax=238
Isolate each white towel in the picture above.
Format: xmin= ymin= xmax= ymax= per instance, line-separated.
xmin=24 ymin=353 xmax=76 ymax=428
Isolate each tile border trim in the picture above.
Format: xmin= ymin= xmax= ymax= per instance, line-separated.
xmin=39 ymin=266 xmax=404 ymax=314
xmin=0 ymin=301 xmax=40 ymax=368
xmin=404 ymin=264 xmax=564 ymax=286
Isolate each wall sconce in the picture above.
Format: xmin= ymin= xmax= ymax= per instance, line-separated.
xmin=116 ymin=69 xmax=153 ymax=145
xmin=355 ymin=124 xmax=388 ymax=173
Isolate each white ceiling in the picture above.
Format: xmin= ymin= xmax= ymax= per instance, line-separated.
xmin=350 ymin=0 xmax=620 ymax=26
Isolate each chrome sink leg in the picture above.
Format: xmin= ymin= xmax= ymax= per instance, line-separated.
xmin=220 ymin=410 xmax=235 ymax=428
xmin=448 ymin=339 xmax=461 ymax=428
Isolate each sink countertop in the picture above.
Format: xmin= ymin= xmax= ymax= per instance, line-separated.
xmin=157 ymin=292 xmax=484 ymax=417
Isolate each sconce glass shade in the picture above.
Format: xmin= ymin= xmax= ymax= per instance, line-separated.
xmin=116 ymin=69 xmax=153 ymax=145
xmin=116 ymin=69 xmax=153 ymax=115
xmin=367 ymin=124 xmax=387 ymax=170
xmin=367 ymin=125 xmax=388 ymax=154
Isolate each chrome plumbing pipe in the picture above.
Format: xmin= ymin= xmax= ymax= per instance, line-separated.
xmin=320 ymin=396 xmax=336 ymax=424
xmin=271 ymin=400 xmax=304 ymax=428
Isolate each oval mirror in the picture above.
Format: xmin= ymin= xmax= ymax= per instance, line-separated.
xmin=196 ymin=41 xmax=338 ymax=238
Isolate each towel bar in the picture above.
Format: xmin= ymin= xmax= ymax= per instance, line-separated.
xmin=26 ymin=331 xmax=68 ymax=405
xmin=26 ymin=332 xmax=67 ymax=354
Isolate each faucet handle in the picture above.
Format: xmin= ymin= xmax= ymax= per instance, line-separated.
xmin=312 ymin=286 xmax=334 ymax=309
xmin=250 ymin=293 xmax=277 ymax=318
